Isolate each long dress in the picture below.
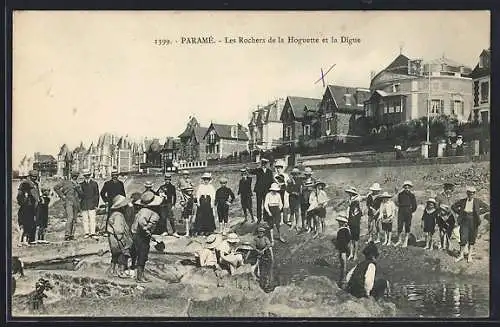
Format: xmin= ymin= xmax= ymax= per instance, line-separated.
xmin=107 ymin=210 xmax=134 ymax=259
xmin=194 ymin=184 xmax=216 ymax=234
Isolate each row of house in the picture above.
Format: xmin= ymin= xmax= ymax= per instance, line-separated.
xmin=28 ymin=48 xmax=490 ymax=175
xmin=247 ymin=49 xmax=490 ymax=148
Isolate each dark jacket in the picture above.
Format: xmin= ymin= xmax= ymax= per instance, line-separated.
xmin=348 ymin=198 xmax=362 ymax=224
xmin=396 ymin=191 xmax=417 ymax=212
xmin=286 ymin=175 xmax=301 ymax=196
xmin=335 ymin=226 xmax=351 ymax=252
xmin=156 ymin=183 xmax=177 ymax=206
xmin=346 ymin=259 xmax=376 ymax=298
xmin=100 ymin=180 xmax=126 ymax=205
xmin=79 ymin=179 xmax=100 ymax=210
xmin=215 ymin=186 xmax=236 ymax=207
xmin=54 ymin=179 xmax=82 ymax=205
xmin=17 ymin=180 xmax=40 ymax=208
xmin=366 ymin=194 xmax=383 ymax=217
xmin=451 ymin=198 xmax=489 ymax=227
xmin=238 ymin=177 xmax=253 ymax=197
xmin=249 ymin=167 xmax=274 ymax=194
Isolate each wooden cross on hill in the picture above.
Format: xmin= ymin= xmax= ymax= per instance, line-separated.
xmin=314 ymin=64 xmax=336 ymax=88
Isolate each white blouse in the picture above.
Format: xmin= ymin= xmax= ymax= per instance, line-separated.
xmin=264 ymin=192 xmax=283 ymax=210
xmin=196 ymin=183 xmax=216 ymax=207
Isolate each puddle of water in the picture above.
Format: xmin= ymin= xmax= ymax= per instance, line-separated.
xmin=272 ymin=263 xmax=489 ymax=318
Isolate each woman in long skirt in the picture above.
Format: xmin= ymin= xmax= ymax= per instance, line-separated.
xmin=194 ymin=172 xmax=217 ymax=236
xmin=107 ymin=195 xmax=134 ymax=278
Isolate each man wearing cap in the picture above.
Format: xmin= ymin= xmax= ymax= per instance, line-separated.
xmin=54 ymin=171 xmax=83 ymax=241
xmin=131 ymin=191 xmax=163 ymax=282
xmin=300 ymin=167 xmax=316 ymax=232
xmin=248 ymin=158 xmax=274 ymax=223
xmin=156 ymin=174 xmax=178 ymax=237
xmin=451 ymin=186 xmax=489 ymax=263
xmin=16 ymin=169 xmax=41 ymax=244
xmin=79 ymin=169 xmax=100 ymax=239
xmin=286 ymin=168 xmax=302 ymax=231
xmin=366 ymin=183 xmax=383 ymax=244
xmin=215 ymin=177 xmax=236 ymax=235
xmin=143 ymin=181 xmax=154 ymax=194
xmin=237 ymin=168 xmax=254 ymax=223
xmin=100 ymin=170 xmax=126 ymax=218
xmin=395 ymin=181 xmax=417 ymax=248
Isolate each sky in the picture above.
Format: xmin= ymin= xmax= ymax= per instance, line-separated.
xmin=12 ymin=10 xmax=490 ymax=166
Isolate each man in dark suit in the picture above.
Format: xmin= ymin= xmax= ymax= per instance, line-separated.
xmin=451 ymin=186 xmax=489 ymax=263
xmin=100 ymin=170 xmax=126 ymax=218
xmin=237 ymin=168 xmax=254 ymax=222
xmin=248 ymin=158 xmax=274 ymax=223
xmin=79 ymin=169 xmax=100 ymax=239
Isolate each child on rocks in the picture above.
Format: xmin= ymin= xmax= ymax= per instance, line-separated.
xmin=422 ymin=198 xmax=438 ymax=250
xmin=378 ymin=192 xmax=396 ymax=246
xmin=36 ymin=188 xmax=51 ymax=243
xmin=436 ymin=203 xmax=456 ymax=251
xmin=215 ymin=178 xmax=235 ymax=235
xmin=334 ymin=213 xmax=351 ymax=286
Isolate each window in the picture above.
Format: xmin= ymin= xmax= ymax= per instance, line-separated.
xmin=325 ymin=118 xmax=333 ymax=135
xmin=392 ymin=84 xmax=400 ymax=93
xmin=384 ymin=102 xmax=389 ymax=114
xmin=344 ymin=94 xmax=352 ymax=106
xmin=388 ymin=101 xmax=395 ymax=113
xmin=480 ymin=81 xmax=489 ymax=103
xmin=208 ymin=130 xmax=216 ymax=144
xmin=395 ymin=99 xmax=402 ymax=113
xmin=303 ymin=125 xmax=311 ymax=136
xmin=429 ymin=99 xmax=444 ymax=114
xmin=453 ymin=100 xmax=464 ymax=117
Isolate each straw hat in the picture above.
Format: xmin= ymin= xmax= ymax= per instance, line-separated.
xmin=269 ymin=183 xmax=281 ymax=191
xmin=182 ymin=170 xmax=189 ymax=175
xmin=111 ymin=170 xmax=119 ymax=176
xmin=82 ymin=169 xmax=91 ymax=176
xmin=274 ymin=160 xmax=285 ymax=167
xmin=237 ymin=242 xmax=255 ymax=251
xmin=336 ymin=213 xmax=348 ymax=223
xmin=402 ymin=180 xmax=413 ymax=187
xmin=466 ymin=186 xmax=476 ymax=193
xmin=291 ymin=168 xmax=300 ymax=175
xmin=219 ymin=177 xmax=228 ymax=184
xmin=426 ymin=198 xmax=437 ymax=205
xmin=226 ymin=233 xmax=240 ymax=244
xmin=315 ymin=180 xmax=326 ymax=188
xmin=111 ymin=195 xmax=130 ymax=210
xmin=377 ymin=191 xmax=392 ymax=199
xmin=261 ymin=157 xmax=269 ymax=163
xmin=136 ymin=191 xmax=163 ymax=206
xmin=201 ymin=172 xmax=212 ymax=180
xmin=304 ymin=167 xmax=313 ymax=175
xmin=240 ymin=168 xmax=247 ymax=173
xmin=205 ymin=234 xmax=222 ymax=249
xmin=345 ymin=186 xmax=359 ymax=195
xmin=369 ymin=183 xmax=382 ymax=191
xmin=144 ymin=181 xmax=154 ymax=188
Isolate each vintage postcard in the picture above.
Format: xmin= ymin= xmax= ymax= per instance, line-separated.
xmin=10 ymin=10 xmax=490 ymax=318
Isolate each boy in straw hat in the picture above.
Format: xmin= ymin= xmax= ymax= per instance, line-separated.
xmin=195 ymin=234 xmax=222 ymax=269
xmin=107 ymin=195 xmax=134 ymax=278
xmin=395 ymin=180 xmax=417 ymax=248
xmin=345 ymin=186 xmax=362 ymax=261
xmin=378 ymin=191 xmax=396 ymax=246
xmin=334 ymin=213 xmax=351 ymax=285
xmin=217 ymin=233 xmax=244 ymax=275
xmin=131 ymin=191 xmax=163 ymax=283
xmin=436 ymin=203 xmax=456 ymax=251
xmin=421 ymin=198 xmax=438 ymax=250
xmin=366 ymin=183 xmax=383 ymax=244
xmin=264 ymin=183 xmax=286 ymax=244
xmin=215 ymin=177 xmax=236 ymax=235
xmin=307 ymin=180 xmax=329 ymax=238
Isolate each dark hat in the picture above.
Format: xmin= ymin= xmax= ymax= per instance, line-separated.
xmin=315 ymin=180 xmax=326 ymax=188
xmin=362 ymin=242 xmax=379 ymax=259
